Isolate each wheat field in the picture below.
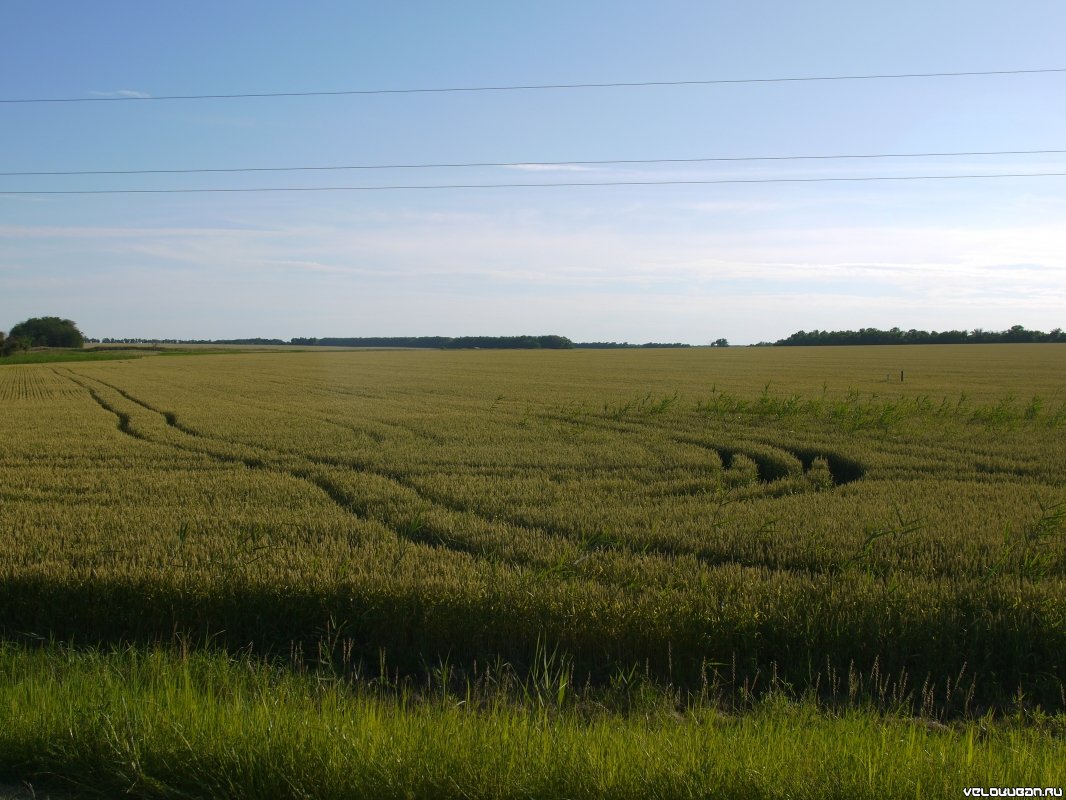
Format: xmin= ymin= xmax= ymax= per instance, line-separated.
xmin=1 ymin=345 xmax=1064 ymax=796
xmin=2 ymin=345 xmax=1064 ymax=706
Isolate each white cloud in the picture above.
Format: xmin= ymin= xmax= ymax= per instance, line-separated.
xmin=680 ymin=200 xmax=786 ymax=214
xmin=0 ymin=224 xmax=274 ymax=240
xmin=87 ymin=89 xmax=152 ymax=99
xmin=4 ymin=214 xmax=1065 ymax=342
xmin=4 ymin=218 xmax=1065 ymax=289
xmin=502 ymin=164 xmax=595 ymax=172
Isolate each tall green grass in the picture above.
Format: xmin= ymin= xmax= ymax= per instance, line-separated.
xmin=1 ymin=645 xmax=1062 ymax=800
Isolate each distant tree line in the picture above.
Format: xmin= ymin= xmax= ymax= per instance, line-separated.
xmin=98 ymin=337 xmax=290 ymax=345
xmin=573 ymin=341 xmax=692 ymax=349
xmin=774 ymin=325 xmax=1065 ymax=346
xmin=88 ymin=336 xmax=696 ymax=349
xmin=94 ymin=335 xmax=574 ymax=349
xmin=291 ymin=335 xmax=573 ymax=349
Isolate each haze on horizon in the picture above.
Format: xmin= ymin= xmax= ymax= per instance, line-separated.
xmin=2 ymin=1 xmax=1065 ymax=345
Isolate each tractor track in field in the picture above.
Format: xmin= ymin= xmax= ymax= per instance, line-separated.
xmin=536 ymin=409 xmax=867 ymax=488
xmin=57 ymin=368 xmax=886 ymax=578
xmin=64 ymin=370 xmax=836 ymax=575
xmin=56 ymin=369 xmax=590 ymax=572
xmin=83 ymin=365 xmax=444 ymax=446
xmin=145 ymin=372 xmax=432 ymax=445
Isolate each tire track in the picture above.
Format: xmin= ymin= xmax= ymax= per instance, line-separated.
xmin=99 ymin=368 xmax=443 ymax=446
xmin=536 ymin=409 xmax=866 ymax=488
xmin=57 ymin=370 xmax=568 ymax=570
xmin=61 ymin=369 xmax=849 ymax=577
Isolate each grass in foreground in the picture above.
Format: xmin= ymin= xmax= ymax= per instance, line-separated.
xmin=0 ymin=645 xmax=1062 ymax=800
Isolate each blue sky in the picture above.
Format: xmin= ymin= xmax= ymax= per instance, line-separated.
xmin=2 ymin=1 xmax=1065 ymax=344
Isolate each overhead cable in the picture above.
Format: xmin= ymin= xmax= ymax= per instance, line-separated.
xmin=4 ymin=171 xmax=1066 ymax=195
xmin=3 ymin=148 xmax=1065 ymax=177
xmin=3 ymin=67 xmax=1064 ymax=104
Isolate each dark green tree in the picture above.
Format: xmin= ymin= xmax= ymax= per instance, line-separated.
xmin=2 ymin=335 xmax=31 ymax=356
xmin=7 ymin=317 xmax=85 ymax=348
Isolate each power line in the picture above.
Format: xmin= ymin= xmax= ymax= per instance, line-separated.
xmin=3 ymin=172 xmax=1065 ymax=195
xmin=3 ymin=149 xmax=1064 ymax=178
xmin=4 ymin=68 xmax=1065 ymax=104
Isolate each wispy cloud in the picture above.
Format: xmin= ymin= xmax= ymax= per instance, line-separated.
xmin=680 ymin=200 xmax=786 ymax=214
xmin=0 ymin=225 xmax=275 ymax=239
xmin=503 ymin=164 xmax=595 ymax=173
xmin=87 ymin=89 xmax=152 ymax=99
xmin=4 ymin=215 xmax=1065 ymax=342
xmin=4 ymin=219 xmax=1064 ymax=288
